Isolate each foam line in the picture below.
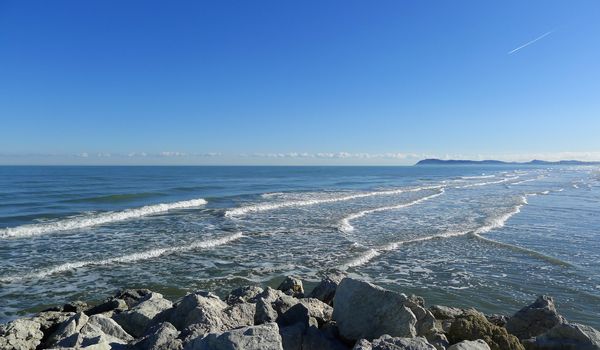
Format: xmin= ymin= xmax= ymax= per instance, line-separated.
xmin=339 ymin=188 xmax=445 ymax=233
xmin=455 ymin=177 xmax=519 ymax=189
xmin=460 ymin=175 xmax=496 ymax=180
xmin=225 ymin=185 xmax=442 ymax=217
xmin=0 ymin=198 xmax=208 ymax=239
xmin=0 ymin=232 xmax=243 ymax=282
xmin=471 ymin=234 xmax=571 ymax=267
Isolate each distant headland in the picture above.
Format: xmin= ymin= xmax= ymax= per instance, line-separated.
xmin=415 ymin=159 xmax=600 ymax=166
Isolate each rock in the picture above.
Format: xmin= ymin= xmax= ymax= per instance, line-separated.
xmin=447 ymin=314 xmax=524 ymax=350
xmin=298 ymin=298 xmax=333 ymax=326
xmin=159 ymin=291 xmax=226 ymax=331
xmin=448 ymin=339 xmax=491 ymax=350
xmin=353 ymin=335 xmax=437 ymax=350
xmin=112 ymin=292 xmax=172 ymax=337
xmin=309 ymin=272 xmax=344 ymax=305
xmin=486 ymin=315 xmax=508 ymax=328
xmin=83 ymin=314 xmax=132 ymax=342
xmin=256 ymin=297 xmax=279 ymax=324
xmin=184 ymin=322 xmax=283 ymax=350
xmin=221 ymin=302 xmax=256 ymax=329
xmin=278 ymin=303 xmax=312 ymax=329
xmin=132 ymin=322 xmax=183 ymax=350
xmin=523 ymin=322 xmax=600 ymax=350
xmin=506 ymin=296 xmax=565 ymax=340
xmin=333 ymin=278 xmax=417 ymax=341
xmin=0 ymin=319 xmax=44 ymax=350
xmin=47 ymin=312 xmax=89 ymax=346
xmin=279 ymin=323 xmax=305 ymax=350
xmin=225 ymin=285 xmax=264 ymax=305
xmin=114 ymin=289 xmax=155 ymax=308
xmin=30 ymin=311 xmax=75 ymax=347
xmin=302 ymin=326 xmax=347 ymax=350
xmin=87 ymin=298 xmax=128 ymax=316
xmin=254 ymin=287 xmax=301 ymax=325
xmin=277 ymin=276 xmax=305 ymax=298
xmin=430 ymin=305 xmax=473 ymax=320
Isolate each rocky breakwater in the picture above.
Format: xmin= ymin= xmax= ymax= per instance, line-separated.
xmin=1 ymin=274 xmax=599 ymax=350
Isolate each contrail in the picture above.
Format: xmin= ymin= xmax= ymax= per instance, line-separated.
xmin=508 ymin=30 xmax=553 ymax=55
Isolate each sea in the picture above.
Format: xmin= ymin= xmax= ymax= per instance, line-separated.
xmin=1 ymin=165 xmax=599 ymax=327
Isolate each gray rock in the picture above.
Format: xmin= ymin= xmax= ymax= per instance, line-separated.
xmin=506 ymin=296 xmax=565 ymax=340
xmin=353 ymin=335 xmax=437 ymax=350
xmin=277 ymin=276 xmax=305 ymax=298
xmin=333 ymin=278 xmax=417 ymax=341
xmin=113 ymin=292 xmax=172 ymax=337
xmin=309 ymin=272 xmax=345 ymax=306
xmin=254 ymin=287 xmax=301 ymax=325
xmin=160 ymin=291 xmax=226 ymax=331
xmin=448 ymin=339 xmax=491 ymax=350
xmin=225 ymin=286 xmax=264 ymax=305
xmin=524 ymin=322 xmax=600 ymax=350
xmin=0 ymin=319 xmax=44 ymax=350
xmin=302 ymin=326 xmax=347 ymax=350
xmin=256 ymin=297 xmax=279 ymax=324
xmin=279 ymin=323 xmax=305 ymax=350
xmin=114 ymin=289 xmax=155 ymax=308
xmin=83 ymin=314 xmax=132 ymax=342
xmin=184 ymin=322 xmax=283 ymax=350
xmin=298 ymin=298 xmax=333 ymax=326
xmin=47 ymin=312 xmax=89 ymax=346
xmin=87 ymin=298 xmax=128 ymax=316
xmin=132 ymin=322 xmax=183 ymax=350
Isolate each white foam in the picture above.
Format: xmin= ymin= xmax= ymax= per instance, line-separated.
xmin=339 ymin=188 xmax=445 ymax=233
xmin=512 ymin=179 xmax=536 ymax=185
xmin=342 ymin=194 xmax=532 ymax=269
xmin=0 ymin=198 xmax=208 ymax=239
xmin=0 ymin=232 xmax=243 ymax=282
xmin=455 ymin=177 xmax=519 ymax=189
xmin=461 ymin=175 xmax=496 ymax=180
xmin=225 ymin=185 xmax=442 ymax=217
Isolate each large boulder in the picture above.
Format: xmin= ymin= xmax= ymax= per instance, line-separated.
xmin=523 ymin=322 xmax=600 ymax=350
xmin=184 ymin=322 xmax=283 ymax=350
xmin=448 ymin=339 xmax=491 ymax=350
xmin=298 ymin=298 xmax=333 ymax=326
xmin=225 ymin=286 xmax=264 ymax=305
xmin=506 ymin=296 xmax=565 ymax=340
xmin=278 ymin=276 xmax=305 ymax=298
xmin=82 ymin=314 xmax=133 ymax=342
xmin=447 ymin=314 xmax=524 ymax=350
xmin=0 ymin=319 xmax=44 ymax=350
xmin=301 ymin=325 xmax=348 ymax=350
xmin=333 ymin=278 xmax=417 ymax=341
xmin=254 ymin=287 xmax=300 ymax=325
xmin=47 ymin=312 xmax=89 ymax=347
xmin=112 ymin=292 xmax=172 ymax=337
xmin=131 ymin=322 xmax=183 ymax=350
xmin=309 ymin=274 xmax=344 ymax=306
xmin=352 ymin=335 xmax=437 ymax=350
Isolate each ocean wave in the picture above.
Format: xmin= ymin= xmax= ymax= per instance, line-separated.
xmin=62 ymin=192 xmax=164 ymax=204
xmin=342 ymin=193 xmax=532 ymax=269
xmin=455 ymin=177 xmax=519 ymax=189
xmin=511 ymin=179 xmax=536 ymax=185
xmin=472 ymin=234 xmax=571 ymax=267
xmin=0 ymin=198 xmax=208 ymax=239
xmin=0 ymin=232 xmax=243 ymax=282
xmin=338 ymin=188 xmax=445 ymax=233
xmin=460 ymin=175 xmax=496 ymax=180
xmin=225 ymin=185 xmax=442 ymax=217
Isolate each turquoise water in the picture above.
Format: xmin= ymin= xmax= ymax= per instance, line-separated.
xmin=0 ymin=165 xmax=599 ymax=326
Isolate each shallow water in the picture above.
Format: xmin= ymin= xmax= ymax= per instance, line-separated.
xmin=0 ymin=165 xmax=599 ymax=327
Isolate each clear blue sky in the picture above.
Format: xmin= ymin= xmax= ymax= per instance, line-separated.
xmin=1 ymin=0 xmax=599 ymax=165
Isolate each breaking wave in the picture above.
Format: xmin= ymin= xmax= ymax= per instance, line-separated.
xmin=0 ymin=198 xmax=208 ymax=239
xmin=0 ymin=232 xmax=243 ymax=282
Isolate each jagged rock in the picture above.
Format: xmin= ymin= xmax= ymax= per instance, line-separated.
xmin=298 ymin=298 xmax=333 ymax=326
xmin=158 ymin=291 xmax=226 ymax=331
xmin=447 ymin=314 xmax=524 ymax=350
xmin=225 ymin=286 xmax=264 ymax=305
xmin=113 ymin=289 xmax=155 ymax=308
xmin=47 ymin=312 xmax=89 ymax=346
xmin=506 ymin=296 xmax=565 ymax=340
xmin=302 ymin=326 xmax=347 ymax=350
xmin=523 ymin=322 xmax=600 ymax=350
xmin=131 ymin=322 xmax=183 ymax=350
xmin=309 ymin=272 xmax=345 ymax=305
xmin=256 ymin=297 xmax=279 ymax=324
xmin=83 ymin=314 xmax=132 ymax=342
xmin=30 ymin=311 xmax=75 ymax=347
xmin=87 ymin=298 xmax=128 ymax=316
xmin=353 ymin=335 xmax=437 ymax=349
xmin=44 ymin=300 xmax=89 ymax=314
xmin=280 ymin=323 xmax=305 ymax=350
xmin=0 ymin=318 xmax=44 ymax=350
xmin=486 ymin=315 xmax=508 ymax=328
xmin=184 ymin=322 xmax=283 ymax=350
xmin=333 ymin=278 xmax=417 ymax=341
xmin=254 ymin=287 xmax=301 ymax=325
xmin=448 ymin=339 xmax=491 ymax=350
xmin=278 ymin=276 xmax=305 ymax=298
xmin=112 ymin=292 xmax=172 ymax=337
xmin=278 ymin=303 xmax=312 ymax=328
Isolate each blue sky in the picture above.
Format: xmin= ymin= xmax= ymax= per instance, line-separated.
xmin=1 ymin=0 xmax=599 ymax=165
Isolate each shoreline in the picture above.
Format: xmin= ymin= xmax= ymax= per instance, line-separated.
xmin=2 ymin=274 xmax=599 ymax=350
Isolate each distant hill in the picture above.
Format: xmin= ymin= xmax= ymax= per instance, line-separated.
xmin=415 ymin=158 xmax=600 ymax=166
